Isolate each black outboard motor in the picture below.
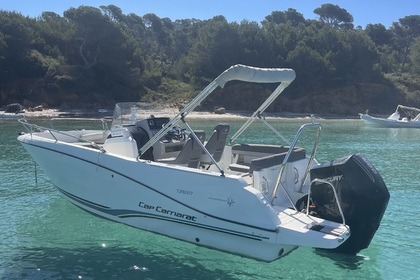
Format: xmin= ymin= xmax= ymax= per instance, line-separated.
xmin=309 ymin=153 xmax=390 ymax=254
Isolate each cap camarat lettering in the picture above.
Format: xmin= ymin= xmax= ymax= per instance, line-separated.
xmin=139 ymin=201 xmax=197 ymax=221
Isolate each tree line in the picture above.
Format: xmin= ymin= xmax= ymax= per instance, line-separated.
xmin=0 ymin=4 xmax=419 ymax=114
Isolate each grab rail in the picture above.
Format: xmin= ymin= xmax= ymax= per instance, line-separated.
xmin=298 ymin=126 xmax=321 ymax=193
xmin=307 ymin=178 xmax=346 ymax=225
xmin=48 ymin=117 xmax=109 ymax=131
xmin=18 ymin=119 xmax=106 ymax=152
xmin=270 ymin=122 xmax=322 ymax=207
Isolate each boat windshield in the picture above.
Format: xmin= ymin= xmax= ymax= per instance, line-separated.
xmin=387 ymin=111 xmax=400 ymax=120
xmin=111 ymin=102 xmax=167 ymax=128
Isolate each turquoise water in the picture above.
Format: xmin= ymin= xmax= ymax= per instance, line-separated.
xmin=1 ymin=118 xmax=419 ymax=280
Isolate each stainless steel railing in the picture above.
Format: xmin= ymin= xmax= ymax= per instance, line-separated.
xmin=18 ymin=119 xmax=106 ymax=152
xmin=270 ymin=122 xmax=322 ymax=210
xmin=307 ymin=178 xmax=346 ymax=225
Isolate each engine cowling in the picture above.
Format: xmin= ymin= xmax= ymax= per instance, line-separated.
xmin=308 ymin=153 xmax=390 ymax=254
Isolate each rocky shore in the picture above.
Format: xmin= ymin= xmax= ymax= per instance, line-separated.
xmin=1 ymin=101 xmax=361 ymax=121
xmin=1 ymin=107 xmax=361 ymax=121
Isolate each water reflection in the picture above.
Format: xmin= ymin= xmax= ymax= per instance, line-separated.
xmin=314 ymin=249 xmax=367 ymax=270
xmin=360 ymin=125 xmax=420 ymax=141
xmin=2 ymin=245 xmax=384 ymax=280
xmin=3 ymin=246 xmax=240 ymax=280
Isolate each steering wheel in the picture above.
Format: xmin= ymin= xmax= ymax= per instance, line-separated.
xmin=165 ymin=126 xmax=186 ymax=141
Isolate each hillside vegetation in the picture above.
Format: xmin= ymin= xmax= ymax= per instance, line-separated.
xmin=0 ymin=4 xmax=419 ymax=115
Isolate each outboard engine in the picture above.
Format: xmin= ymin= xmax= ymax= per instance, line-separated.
xmin=308 ymin=153 xmax=390 ymax=254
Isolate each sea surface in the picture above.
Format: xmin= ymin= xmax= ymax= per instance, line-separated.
xmin=0 ymin=117 xmax=419 ymax=280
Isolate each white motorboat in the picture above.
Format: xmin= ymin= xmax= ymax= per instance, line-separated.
xmin=18 ymin=65 xmax=389 ymax=261
xmin=360 ymin=105 xmax=420 ymax=128
xmin=0 ymin=111 xmax=23 ymax=119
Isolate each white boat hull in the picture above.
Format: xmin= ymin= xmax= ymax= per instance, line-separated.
xmin=19 ymin=134 xmax=348 ymax=261
xmin=360 ymin=113 xmax=420 ymax=128
xmin=0 ymin=112 xmax=22 ymax=119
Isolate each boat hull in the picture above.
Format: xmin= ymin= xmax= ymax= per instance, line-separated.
xmin=18 ymin=137 xmax=296 ymax=261
xmin=62 ymin=187 xmax=297 ymax=261
xmin=18 ymin=132 xmax=351 ymax=261
xmin=360 ymin=114 xmax=420 ymax=128
xmin=0 ymin=112 xmax=22 ymax=119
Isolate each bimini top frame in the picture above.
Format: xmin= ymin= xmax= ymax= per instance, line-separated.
xmin=139 ymin=64 xmax=296 ymax=157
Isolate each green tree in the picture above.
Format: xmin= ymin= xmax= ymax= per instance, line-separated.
xmin=263 ymin=9 xmax=305 ymax=26
xmin=182 ymin=16 xmax=241 ymax=83
xmin=142 ymin=13 xmax=173 ymax=62
xmin=0 ymin=11 xmax=46 ymax=81
xmin=236 ymin=20 xmax=272 ymax=66
xmin=365 ymin=23 xmax=392 ymax=46
xmin=314 ymin=4 xmax=354 ymax=28
xmin=336 ymin=29 xmax=379 ymax=81
xmin=391 ymin=15 xmax=420 ymax=71
xmin=286 ymin=43 xmax=329 ymax=95
xmin=61 ymin=6 xmax=146 ymax=103
xmin=64 ymin=6 xmax=114 ymax=68
xmin=0 ymin=32 xmax=6 ymax=56
xmin=100 ymin=4 xmax=125 ymax=23
xmin=408 ymin=38 xmax=420 ymax=74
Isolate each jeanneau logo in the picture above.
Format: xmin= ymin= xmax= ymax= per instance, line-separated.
xmin=227 ymin=197 xmax=235 ymax=207
xmin=208 ymin=196 xmax=235 ymax=207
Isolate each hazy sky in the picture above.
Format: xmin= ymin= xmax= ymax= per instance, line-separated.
xmin=1 ymin=0 xmax=418 ymax=28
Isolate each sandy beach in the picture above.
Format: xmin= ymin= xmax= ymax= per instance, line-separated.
xmin=14 ymin=108 xmax=252 ymax=120
xmin=1 ymin=108 xmax=291 ymax=119
xmin=1 ymin=107 xmax=358 ymax=121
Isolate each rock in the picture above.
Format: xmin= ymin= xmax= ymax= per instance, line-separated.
xmin=6 ymin=103 xmax=24 ymax=113
xmin=214 ymin=106 xmax=226 ymax=114
xmin=33 ymin=105 xmax=44 ymax=111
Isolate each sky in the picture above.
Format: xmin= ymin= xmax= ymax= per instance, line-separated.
xmin=0 ymin=0 xmax=418 ymax=28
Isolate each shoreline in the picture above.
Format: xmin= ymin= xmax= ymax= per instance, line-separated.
xmin=1 ymin=108 xmax=361 ymax=121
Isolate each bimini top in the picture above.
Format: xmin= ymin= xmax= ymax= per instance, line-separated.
xmin=140 ymin=64 xmax=296 ymax=156
xmin=214 ymin=64 xmax=296 ymax=88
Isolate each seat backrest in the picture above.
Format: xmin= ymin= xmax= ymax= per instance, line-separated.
xmin=249 ymin=147 xmax=306 ymax=173
xmin=172 ymin=130 xmax=205 ymax=168
xmin=201 ymin=124 xmax=230 ymax=164
xmin=187 ymin=130 xmax=206 ymax=168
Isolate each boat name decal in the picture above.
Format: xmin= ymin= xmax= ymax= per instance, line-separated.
xmin=176 ymin=189 xmax=193 ymax=195
xmin=138 ymin=202 xmax=197 ymax=221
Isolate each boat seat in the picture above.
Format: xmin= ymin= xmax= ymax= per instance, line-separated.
xmin=232 ymin=144 xmax=291 ymax=156
xmin=200 ymin=124 xmax=230 ymax=165
xmin=228 ymin=147 xmax=306 ymax=174
xmin=250 ymin=148 xmax=306 ymax=172
xmin=228 ymin=163 xmax=250 ymax=173
xmin=231 ymin=144 xmax=292 ymax=167
xmin=158 ymin=130 xmax=206 ymax=168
